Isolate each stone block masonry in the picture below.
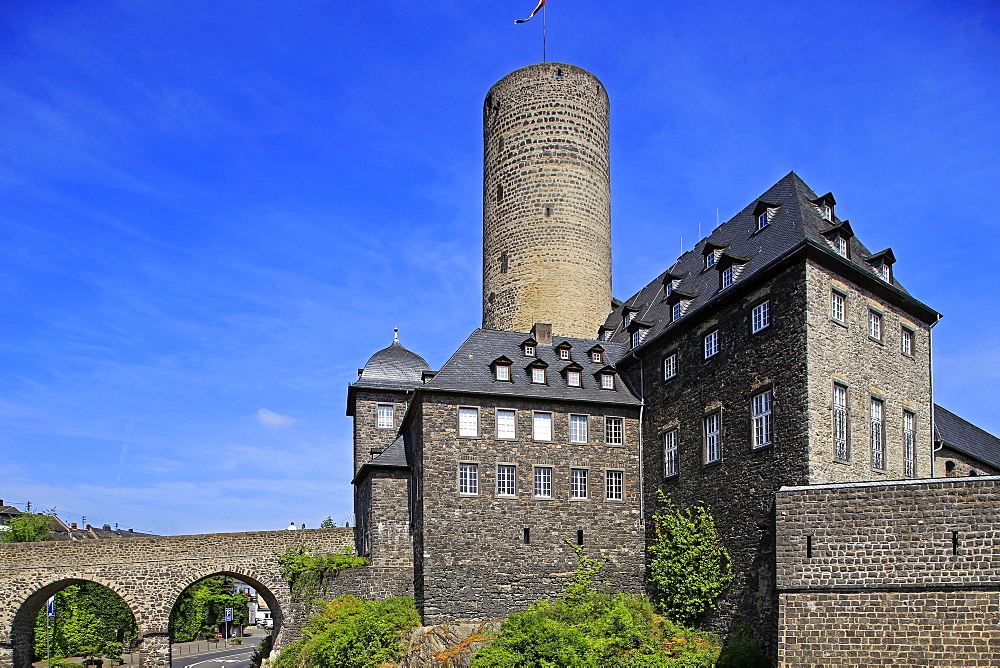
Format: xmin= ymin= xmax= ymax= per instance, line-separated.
xmin=775 ymin=476 xmax=1000 ymax=666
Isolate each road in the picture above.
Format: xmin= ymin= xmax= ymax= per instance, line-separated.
xmin=171 ymin=643 xmax=260 ymax=668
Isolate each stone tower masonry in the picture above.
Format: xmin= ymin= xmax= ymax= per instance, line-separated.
xmin=482 ymin=62 xmax=612 ymax=340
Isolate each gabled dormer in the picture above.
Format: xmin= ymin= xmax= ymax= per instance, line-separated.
xmin=587 ymin=344 xmax=605 ymax=364
xmin=716 ymin=252 xmax=751 ymax=290
xmin=520 ymin=337 xmax=538 ymax=357
xmin=598 ymin=326 xmax=615 ymax=342
xmin=595 ymin=365 xmax=619 ymax=390
xmin=822 ymin=220 xmax=855 ymax=258
xmin=526 ymin=358 xmax=549 ymax=384
xmin=555 ymin=341 xmax=573 ymax=361
xmin=623 ymin=306 xmax=641 ymax=327
xmin=626 ymin=320 xmax=653 ymax=349
xmin=702 ymin=241 xmax=727 ymax=270
xmin=665 ymin=287 xmax=697 ymax=323
xmin=490 ymin=356 xmax=513 ymax=382
xmin=810 ymin=192 xmax=837 ymax=222
xmin=866 ymin=248 xmax=896 ymax=283
xmin=752 ymin=200 xmax=780 ymax=232
xmin=561 ymin=361 xmax=584 ymax=388
xmin=660 ymin=270 xmax=685 ymax=300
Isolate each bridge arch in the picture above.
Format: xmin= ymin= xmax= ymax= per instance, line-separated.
xmin=7 ymin=577 xmax=140 ymax=668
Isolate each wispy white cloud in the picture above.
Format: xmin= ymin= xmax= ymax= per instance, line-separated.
xmin=255 ymin=407 xmax=296 ymax=428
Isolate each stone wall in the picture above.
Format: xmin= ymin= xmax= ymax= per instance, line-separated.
xmin=482 ymin=62 xmax=611 ymax=339
xmin=775 ymin=476 xmax=1000 ymax=666
xmin=353 ymin=389 xmax=410 ymax=474
xmin=803 ymin=261 xmax=934 ymax=483
xmin=935 ymin=445 xmax=998 ymax=478
xmin=618 ymin=261 xmax=811 ymax=653
xmin=356 ymin=469 xmax=413 ymax=567
xmin=414 ymin=391 xmax=644 ymax=623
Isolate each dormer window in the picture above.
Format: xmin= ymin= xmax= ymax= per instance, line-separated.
xmin=665 ymin=282 xmax=673 ymax=297
xmin=820 ymin=203 xmax=832 ymax=220
xmin=835 ymin=235 xmax=848 ymax=257
xmin=604 ymin=330 xmax=615 ymax=341
xmin=811 ymin=192 xmax=837 ymax=222
xmin=555 ymin=342 xmax=572 ymax=360
xmin=624 ymin=310 xmax=635 ymax=326
xmin=496 ymin=364 xmax=510 ymax=381
xmin=589 ymin=347 xmax=603 ymax=363
xmin=632 ymin=330 xmax=641 ymax=348
xmin=866 ymin=248 xmax=896 ymax=283
xmin=532 ymin=367 xmax=546 ymax=384
xmin=877 ymin=262 xmax=891 ymax=282
xmin=567 ymin=370 xmax=581 ymax=387
xmin=721 ymin=266 xmax=734 ymax=289
xmin=756 ymin=211 xmax=769 ymax=231
xmin=753 ymin=201 xmax=778 ymax=233
xmin=521 ymin=338 xmax=538 ymax=357
xmin=601 ymin=373 xmax=615 ymax=390
xmin=703 ymin=242 xmax=726 ymax=271
xmin=705 ymin=252 xmax=716 ymax=269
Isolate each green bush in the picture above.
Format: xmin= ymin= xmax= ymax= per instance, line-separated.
xmin=471 ymin=545 xmax=721 ymax=667
xmin=271 ymin=595 xmax=419 ymax=668
xmin=648 ymin=492 xmax=733 ymax=625
xmin=716 ymin=623 xmax=771 ymax=668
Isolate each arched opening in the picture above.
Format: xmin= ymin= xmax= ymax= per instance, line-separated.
xmin=167 ymin=572 xmax=283 ymax=666
xmin=10 ymin=579 xmax=139 ymax=667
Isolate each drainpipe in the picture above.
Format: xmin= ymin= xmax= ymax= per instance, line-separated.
xmin=929 ymin=318 xmax=940 ymax=477
xmin=625 ymin=349 xmax=646 ymax=528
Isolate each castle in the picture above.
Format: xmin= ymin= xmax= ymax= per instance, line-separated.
xmin=348 ymin=63 xmax=1000 ymax=663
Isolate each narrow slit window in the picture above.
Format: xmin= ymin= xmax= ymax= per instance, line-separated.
xmin=806 ymin=535 xmax=813 ymax=559
xmin=523 ymin=528 xmax=530 ymax=545
xmin=576 ymin=529 xmax=584 ymax=545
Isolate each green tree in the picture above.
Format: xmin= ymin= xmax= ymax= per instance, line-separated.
xmin=32 ymin=584 xmax=138 ymax=662
xmin=648 ymin=492 xmax=733 ymax=625
xmin=170 ymin=577 xmax=251 ymax=642
xmin=319 ymin=516 xmax=336 ymax=529
xmin=1 ymin=511 xmax=55 ymax=543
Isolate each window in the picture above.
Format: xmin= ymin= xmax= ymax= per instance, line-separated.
xmin=591 ymin=351 xmax=603 ymax=363
xmin=705 ymin=251 xmax=716 ymax=269
xmin=869 ymin=311 xmax=882 ymax=341
xmin=877 ymin=262 xmax=891 ymax=282
xmin=664 ymin=429 xmax=678 ymax=477
xmin=495 ymin=364 xmax=510 ymax=381
xmin=458 ymin=407 xmax=479 ymax=437
xmin=377 ymin=404 xmax=394 ymax=429
xmin=559 ymin=348 xmax=570 ymax=360
xmin=752 ymin=390 xmax=773 ymax=448
xmin=704 ymin=330 xmax=719 ymax=358
xmin=606 ymin=470 xmax=623 ymax=500
xmin=665 ymin=282 xmax=674 ymax=297
xmin=704 ymin=413 xmax=721 ymax=463
xmin=524 ymin=344 xmax=535 ymax=357
xmin=870 ymin=398 xmax=885 ymax=470
xmin=903 ymin=411 xmax=916 ymax=478
xmin=605 ymin=417 xmax=624 ymax=445
xmin=632 ymin=330 xmax=641 ymax=348
xmin=497 ymin=465 xmax=516 ymax=496
xmin=833 ymin=384 xmax=849 ymax=461
xmin=835 ymin=235 xmax=848 ymax=257
xmin=544 ymin=206 xmax=553 ymax=217
xmin=569 ymin=415 xmax=589 ymax=443
xmin=721 ymin=266 xmax=734 ymax=289
xmin=496 ymin=184 xmax=503 ymax=202
xmin=533 ymin=467 xmax=552 ymax=498
xmin=458 ymin=464 xmax=478 ymax=495
xmin=601 ymin=373 xmax=615 ymax=390
xmin=663 ymin=353 xmax=677 ymax=380
xmin=567 ymin=370 xmax=581 ymax=387
xmin=751 ymin=301 xmax=770 ymax=333
xmin=532 ymin=411 xmax=552 ymax=441
xmin=831 ymin=291 xmax=845 ymax=323
xmin=757 ymin=211 xmax=769 ymax=231
xmin=497 ymin=409 xmax=516 ymax=439
xmin=624 ymin=311 xmax=634 ymax=326
xmin=531 ymin=367 xmax=546 ymax=384
xmin=820 ymin=203 xmax=832 ymax=221
xmin=571 ymin=469 xmax=588 ymax=499
xmin=901 ymin=327 xmax=914 ymax=357
xmin=671 ymin=302 xmax=682 ymax=322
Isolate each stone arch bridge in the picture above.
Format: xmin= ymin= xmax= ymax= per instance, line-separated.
xmin=0 ymin=528 xmax=355 ymax=667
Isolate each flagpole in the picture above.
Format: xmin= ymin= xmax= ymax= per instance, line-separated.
xmin=542 ymin=3 xmax=547 ymax=63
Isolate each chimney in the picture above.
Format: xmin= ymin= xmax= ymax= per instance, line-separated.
xmin=129 ymin=528 xmax=134 ymax=533
xmin=531 ymin=323 xmax=553 ymax=346
xmin=85 ymin=524 xmax=92 ymax=530
xmin=71 ymin=523 xmax=78 ymax=529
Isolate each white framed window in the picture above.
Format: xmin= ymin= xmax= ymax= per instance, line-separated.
xmin=632 ymin=330 xmax=643 ymax=348
xmin=705 ymin=251 xmax=716 ymax=269
xmin=820 ymin=203 xmax=832 ymax=221
xmin=377 ymin=404 xmax=394 ymax=429
xmin=624 ymin=311 xmax=634 ymax=326
xmin=751 ymin=301 xmax=770 ymax=333
xmin=605 ymin=417 xmax=624 ymax=445
xmin=752 ymin=390 xmax=773 ymax=448
xmin=496 ymin=409 xmax=516 ymax=440
xmin=531 ymin=367 xmax=546 ymax=384
xmin=831 ymin=290 xmax=845 ymax=323
xmin=567 ymin=370 xmax=581 ymax=387
xmin=601 ymin=373 xmax=615 ymax=390
xmin=533 ymin=467 xmax=552 ymax=498
xmin=570 ymin=469 xmax=588 ymax=499
xmin=903 ymin=411 xmax=916 ymax=478
xmin=877 ymin=262 xmax=891 ymax=282
xmin=672 ymin=302 xmax=682 ymax=322
xmin=664 ymin=429 xmax=678 ymax=477
xmin=559 ymin=348 xmax=570 ymax=360
xmin=495 ymin=364 xmax=510 ymax=381
xmin=870 ymin=398 xmax=885 ymax=470
xmin=704 ymin=330 xmax=719 ymax=358
xmin=591 ymin=351 xmax=603 ymax=363
xmin=757 ymin=211 xmax=769 ymax=231
xmin=569 ymin=414 xmax=588 ymax=444
xmin=835 ymin=235 xmax=848 ymax=257
xmin=458 ymin=463 xmax=478 ymax=495
xmin=523 ymin=344 xmax=535 ymax=357
xmin=532 ymin=411 xmax=552 ymax=441
xmin=663 ymin=353 xmax=677 ymax=380
xmin=833 ymin=384 xmax=849 ymax=461
xmin=665 ymin=282 xmax=674 ymax=297
xmin=869 ymin=311 xmax=882 ymax=341
xmin=458 ymin=407 xmax=479 ymax=437
xmin=606 ymin=470 xmax=623 ymax=501
xmin=901 ymin=327 xmax=914 ymax=357
xmin=722 ymin=266 xmax=734 ymax=289
xmin=496 ymin=465 xmax=516 ymax=496
xmin=704 ymin=413 xmax=721 ymax=463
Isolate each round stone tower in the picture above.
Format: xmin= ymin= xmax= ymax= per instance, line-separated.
xmin=482 ymin=62 xmax=611 ymax=340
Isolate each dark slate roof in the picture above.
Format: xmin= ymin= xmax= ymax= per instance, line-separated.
xmin=422 ymin=329 xmax=640 ymax=405
xmin=602 ymin=172 xmax=922 ymax=346
xmin=354 ymin=336 xmax=432 ymax=391
xmin=353 ymin=433 xmax=412 ymax=483
xmin=935 ymin=405 xmax=1000 ymax=470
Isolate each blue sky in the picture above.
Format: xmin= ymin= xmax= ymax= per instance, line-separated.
xmin=1 ymin=0 xmax=998 ymax=535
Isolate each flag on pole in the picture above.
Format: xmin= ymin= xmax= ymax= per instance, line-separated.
xmin=515 ymin=0 xmax=545 ymax=24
